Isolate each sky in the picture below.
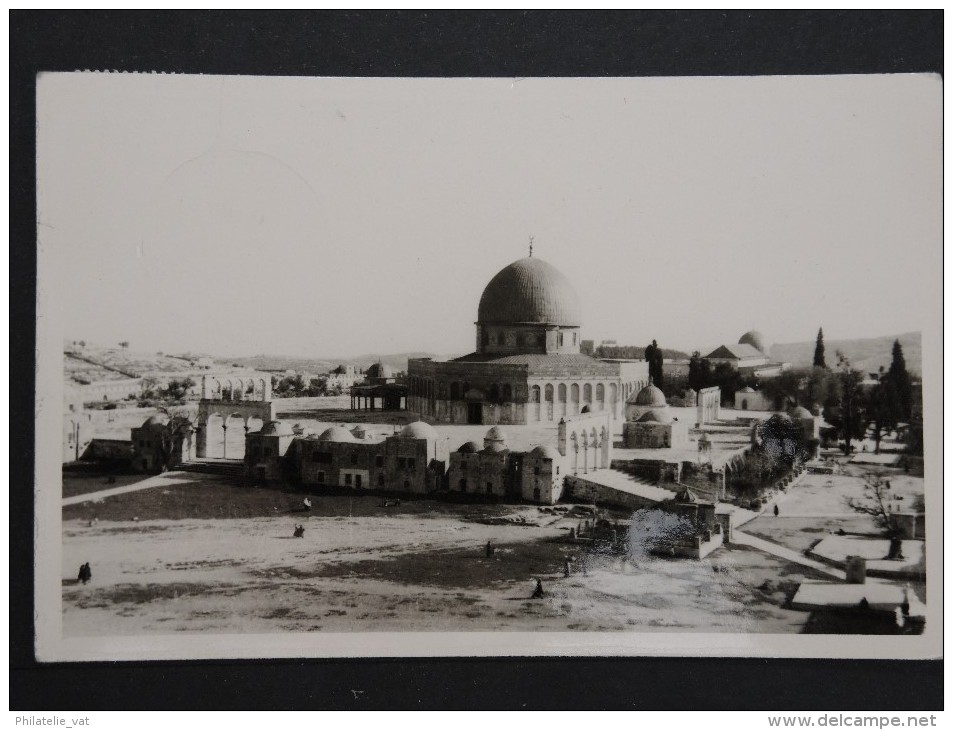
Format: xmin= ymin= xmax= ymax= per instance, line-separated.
xmin=37 ymin=73 xmax=941 ymax=359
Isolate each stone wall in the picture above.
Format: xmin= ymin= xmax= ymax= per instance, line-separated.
xmin=563 ymin=474 xmax=662 ymax=510
xmin=612 ymin=457 xmax=682 ymax=485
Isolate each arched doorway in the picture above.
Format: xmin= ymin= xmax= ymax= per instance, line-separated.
xmin=223 ymin=413 xmax=246 ymax=459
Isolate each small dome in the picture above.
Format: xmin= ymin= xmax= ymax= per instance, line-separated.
xmin=317 ymin=426 xmax=355 ymax=442
xmin=739 ymin=330 xmax=767 ymax=354
xmin=484 ymin=426 xmax=508 ymax=443
xmin=698 ymin=433 xmax=712 ymax=444
xmin=458 ymin=440 xmax=482 ymax=453
xmin=530 ymin=445 xmax=560 ymax=460
xmin=629 ymin=384 xmax=667 ymax=407
xmin=477 ymin=257 xmax=582 ymax=326
xmin=351 ymin=425 xmax=367 ymax=438
xmin=400 ymin=421 xmax=439 ymax=440
xmin=637 ymin=409 xmax=672 ymax=424
xmin=260 ymin=420 xmax=294 ymax=436
xmin=739 ymin=386 xmax=756 ymax=393
xmin=482 ymin=442 xmax=508 ymax=454
xmin=788 ymin=406 xmax=813 ymax=419
xmin=674 ymin=488 xmax=697 ymax=503
xmin=141 ymin=414 xmax=169 ymax=428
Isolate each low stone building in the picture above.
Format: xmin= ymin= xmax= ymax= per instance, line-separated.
xmin=445 ymin=413 xmax=612 ymax=505
xmin=244 ymin=420 xmax=298 ymax=483
xmin=787 ymin=405 xmax=819 ymax=441
xmin=130 ymin=414 xmax=195 ymax=473
xmin=446 ymin=427 xmax=566 ymax=504
xmin=325 ymin=364 xmax=364 ymax=390
xmin=623 ymin=382 xmax=668 ymax=422
xmin=622 ymin=383 xmax=688 ymax=449
xmin=247 ymin=420 xmax=449 ymax=494
xmin=734 ymin=386 xmax=774 ymax=411
xmin=704 ymin=331 xmax=790 ymax=379
xmin=652 ymin=489 xmax=726 ymax=559
xmin=623 ymin=408 xmax=689 ymax=449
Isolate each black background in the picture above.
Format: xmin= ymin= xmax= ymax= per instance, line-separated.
xmin=10 ymin=10 xmax=943 ymax=711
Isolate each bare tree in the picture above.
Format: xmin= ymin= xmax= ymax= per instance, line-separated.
xmin=155 ymin=406 xmax=197 ymax=471
xmin=845 ymin=471 xmax=904 ymax=557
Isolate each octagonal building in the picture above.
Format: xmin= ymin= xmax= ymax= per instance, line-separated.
xmin=407 ymin=256 xmax=649 ymax=425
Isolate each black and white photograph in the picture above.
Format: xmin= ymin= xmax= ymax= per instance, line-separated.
xmin=31 ymin=67 xmax=941 ymax=664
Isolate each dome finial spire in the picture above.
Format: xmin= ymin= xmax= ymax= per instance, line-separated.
xmin=528 ymin=235 xmax=534 ymax=258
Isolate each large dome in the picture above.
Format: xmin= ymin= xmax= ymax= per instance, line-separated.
xmin=477 ymin=257 xmax=582 ymax=326
xmin=738 ymin=330 xmax=767 ymax=354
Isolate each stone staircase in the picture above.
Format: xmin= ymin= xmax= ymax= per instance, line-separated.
xmin=176 ymin=458 xmax=245 ymax=481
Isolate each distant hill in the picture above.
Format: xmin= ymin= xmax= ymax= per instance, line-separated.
xmin=63 ymin=346 xmax=239 ymax=383
xmin=770 ymin=332 xmax=921 ymax=376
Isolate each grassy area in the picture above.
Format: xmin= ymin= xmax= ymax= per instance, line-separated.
xmin=62 ymin=469 xmax=150 ymax=498
xmin=254 ymin=538 xmax=578 ymax=590
xmin=62 ymin=481 xmax=551 ymax=523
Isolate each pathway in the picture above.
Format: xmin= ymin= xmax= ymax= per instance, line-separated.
xmin=731 ymin=529 xmax=846 ymax=580
xmin=62 ymin=471 xmax=218 ymax=506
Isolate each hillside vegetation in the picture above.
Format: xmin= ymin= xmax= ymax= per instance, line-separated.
xmin=770 ymin=332 xmax=921 ymax=376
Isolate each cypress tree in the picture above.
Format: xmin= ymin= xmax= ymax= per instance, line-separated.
xmin=813 ymin=327 xmax=826 ymax=369
xmin=646 ymin=339 xmax=664 ymax=388
xmin=887 ymin=340 xmax=913 ymax=420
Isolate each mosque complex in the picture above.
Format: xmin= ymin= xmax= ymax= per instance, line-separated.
xmin=117 ymin=249 xmax=806 ymax=527
xmin=83 ymin=244 xmax=819 ymax=530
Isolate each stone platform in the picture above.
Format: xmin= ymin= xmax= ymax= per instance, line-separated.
xmin=790 ymin=580 xmax=916 ymax=611
xmin=808 ymin=535 xmax=925 ymax=578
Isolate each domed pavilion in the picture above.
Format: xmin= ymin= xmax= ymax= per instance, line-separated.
xmin=407 ymin=255 xmax=650 ymax=425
